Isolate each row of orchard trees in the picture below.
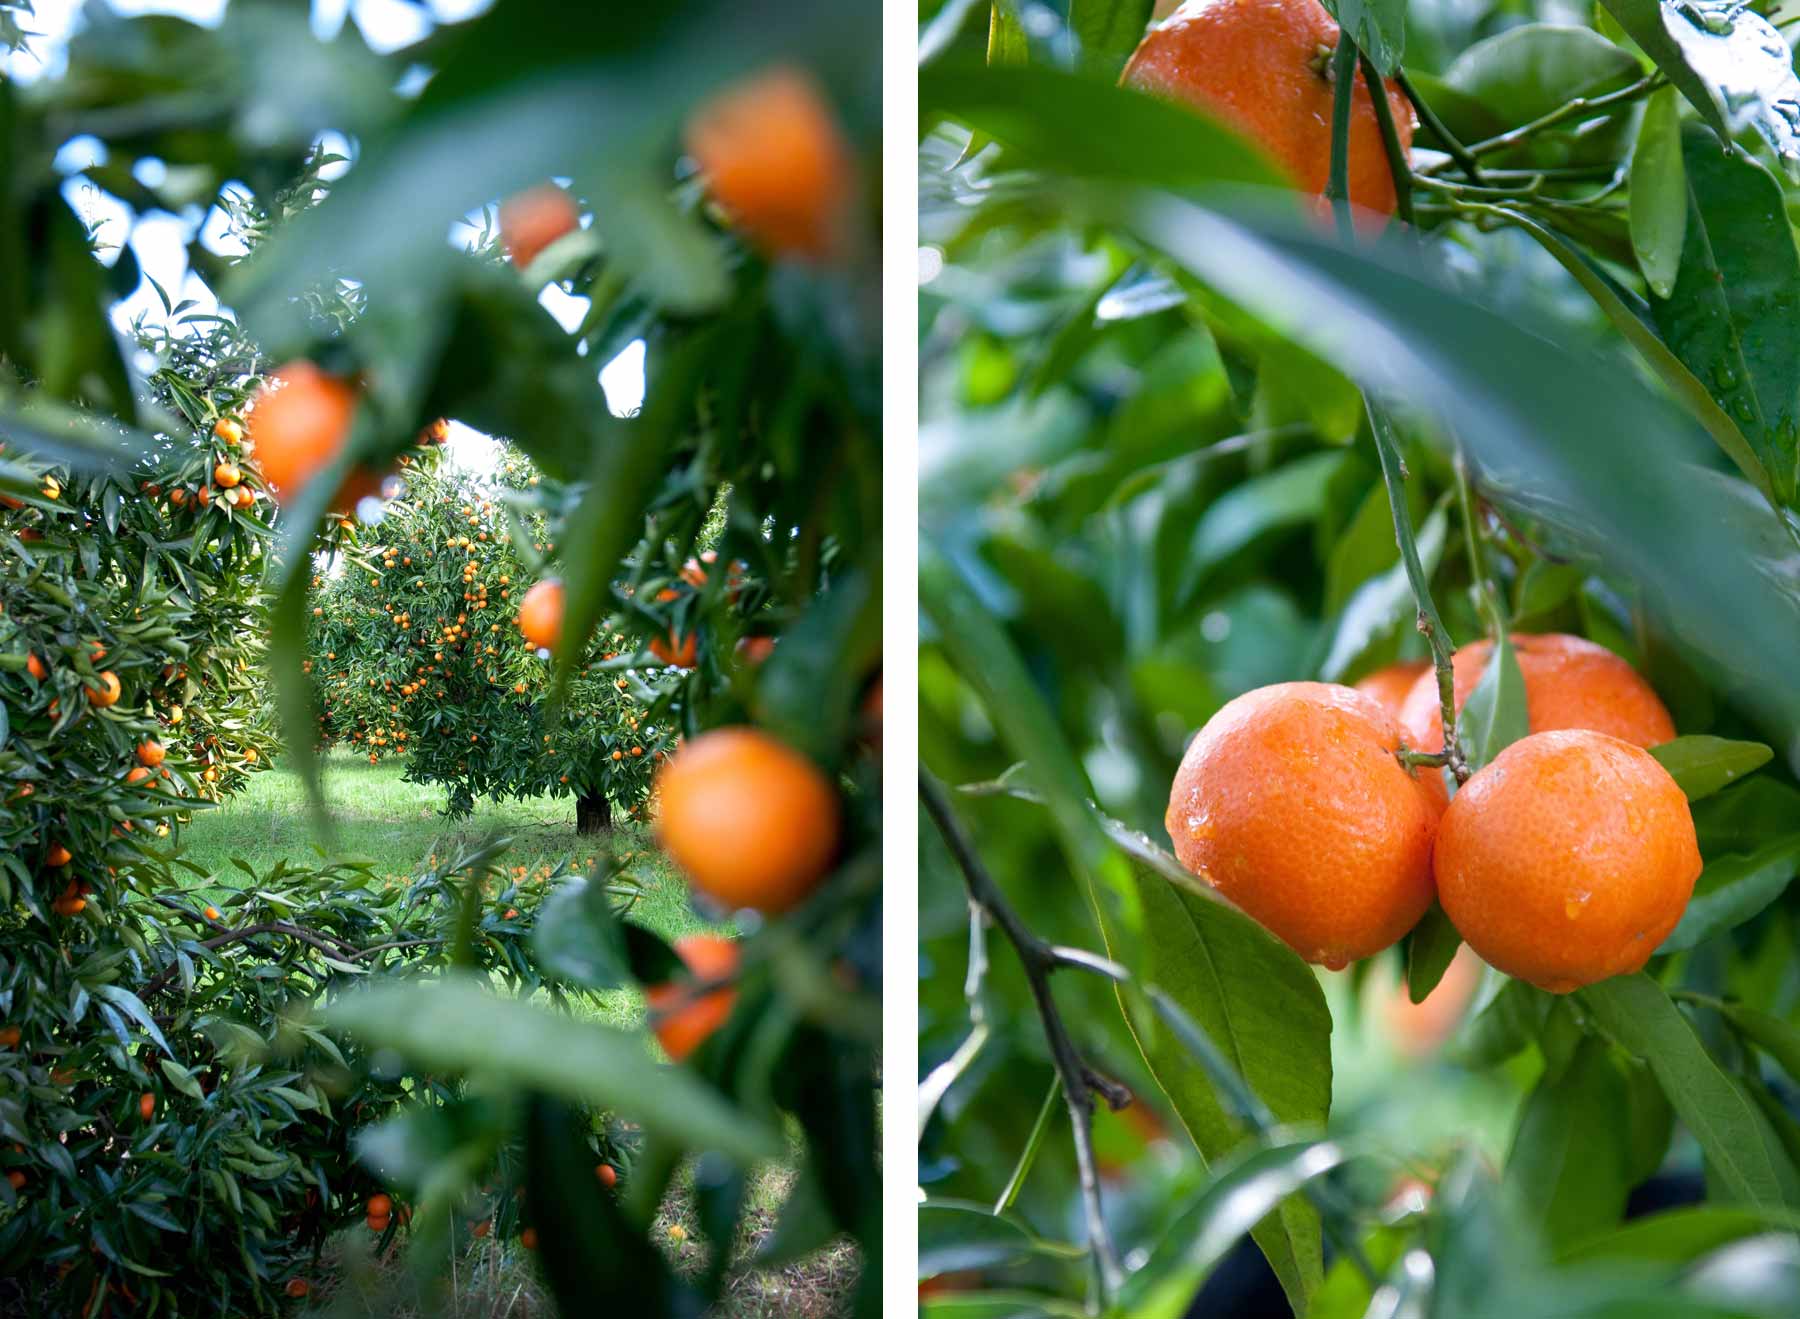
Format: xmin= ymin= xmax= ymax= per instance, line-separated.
xmin=304 ymin=449 xmax=699 ymax=830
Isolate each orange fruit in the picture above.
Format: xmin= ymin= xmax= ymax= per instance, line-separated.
xmin=649 ymin=631 xmax=697 ymax=669
xmin=499 ymin=184 xmax=579 ymax=270
xmin=647 ymin=934 xmax=740 ymax=1062
xmin=520 ymin=1226 xmax=539 ymax=1250
xmin=655 ymin=727 xmax=841 ymax=913
xmin=125 ymin=766 xmax=151 ymax=785
xmin=685 ymin=65 xmax=854 ymax=261
xmin=247 ymin=363 xmax=383 ymax=510
xmin=1122 ymin=0 xmax=1413 ymax=218
xmin=214 ymin=417 xmax=243 ymax=445
xmin=212 ymin=462 xmax=241 ymax=489
xmin=44 ymin=844 xmax=71 ymax=867
xmin=1165 ymin=682 xmax=1441 ymax=967
xmin=517 ymin=579 xmax=564 ymax=650
xmin=25 ymin=653 xmax=45 ymax=681
xmin=737 ymin=635 xmax=776 ymax=665
xmin=5 ymin=1170 xmax=23 ymax=1191
xmin=0 ymin=1027 xmax=18 ymax=1048
xmin=285 ymin=1279 xmax=310 ymax=1299
xmin=203 ymin=906 xmax=220 ymax=921
xmin=1434 ymin=729 xmax=1700 ymax=993
xmin=136 ymin=739 xmax=165 ymax=767
xmin=596 ymin=1163 xmax=618 ymax=1188
xmin=1397 ymin=633 xmax=1675 ymax=753
xmin=367 ymin=1193 xmax=392 ymax=1218
xmin=85 ymin=670 xmax=121 ymax=707
xmin=139 ymin=1092 xmax=155 ymax=1121
xmin=367 ymin=1212 xmax=391 ymax=1233
xmin=1354 ymin=659 xmax=1431 ymax=721
xmin=1381 ymin=944 xmax=1482 ymax=1057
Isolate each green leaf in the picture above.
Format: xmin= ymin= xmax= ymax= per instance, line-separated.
xmin=1720 ymin=1002 xmax=1800 ymax=1088
xmin=1068 ymin=0 xmax=1155 ymax=77
xmin=1405 ymin=903 xmax=1463 ymax=1004
xmin=920 ymin=1293 xmax=1088 ymax=1318
xmin=918 ymin=1200 xmax=1082 ymax=1277
xmin=327 ymin=976 xmax=782 ymax=1163
xmin=1319 ymin=505 xmax=1446 ymax=682
xmin=920 ymin=540 xmax=1141 ymax=942
xmin=1503 ymin=1036 xmax=1631 ymax=1245
xmin=1442 ymin=24 xmax=1639 ymax=133
xmin=1182 ymin=451 xmax=1349 ymax=606
xmin=1325 ymin=0 xmax=1406 ymax=74
xmin=92 ymin=984 xmax=174 ymax=1059
xmin=157 ymin=1058 xmax=206 ymax=1101
xmin=1649 ymin=735 xmax=1774 ymax=802
xmin=1651 ymin=123 xmax=1800 ymax=504
xmin=1456 ymin=629 xmax=1527 ymax=772
xmin=1630 ymin=87 xmax=1687 ymax=299
xmin=1559 ymin=1204 xmax=1800 ymax=1265
xmin=1580 ymin=974 xmax=1800 ymax=1209
xmin=1117 ymin=1140 xmax=1353 ymax=1317
xmin=1488 ymin=207 xmax=1770 ymax=500
xmin=1600 ymin=0 xmax=1800 ymax=164
xmin=1122 ymin=863 xmax=1332 ymax=1315
xmin=1660 ymin=835 xmax=1800 ymax=953
xmin=987 ymin=0 xmax=1028 ymax=67
xmin=921 ymin=63 xmax=1289 ymax=194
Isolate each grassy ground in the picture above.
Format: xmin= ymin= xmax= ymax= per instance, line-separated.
xmin=180 ymin=752 xmax=856 ymax=1318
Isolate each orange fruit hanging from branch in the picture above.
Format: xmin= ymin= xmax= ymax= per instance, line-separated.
xmin=1122 ymin=0 xmax=1413 ymax=218
xmin=1166 ymin=682 xmax=1442 ymax=968
xmin=1397 ymin=633 xmax=1675 ymax=753
xmin=246 ymin=362 xmax=385 ymax=513
xmin=1353 ymin=659 xmax=1431 ymax=721
xmin=1433 ymin=729 xmax=1700 ymax=992
xmin=647 ymin=934 xmax=741 ymax=1062
xmin=499 ymin=184 xmax=579 ymax=270
xmin=685 ymin=65 xmax=855 ymax=262
xmin=655 ymin=727 xmax=841 ymax=913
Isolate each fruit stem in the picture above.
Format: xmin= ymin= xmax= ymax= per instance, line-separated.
xmin=1362 ymin=53 xmax=1415 ymax=229
xmin=1325 ymin=33 xmax=1358 ymax=241
xmin=920 ymin=768 xmax=1126 ymax=1304
xmin=1365 ymin=400 xmax=1473 ymax=783
xmin=1395 ymin=70 xmax=1486 ymax=186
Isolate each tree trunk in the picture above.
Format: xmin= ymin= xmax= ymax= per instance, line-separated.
xmin=576 ymin=791 xmax=612 ymax=835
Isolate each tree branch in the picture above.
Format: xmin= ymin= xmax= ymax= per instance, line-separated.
xmin=1362 ymin=53 xmax=1414 ymax=228
xmin=1396 ymin=70 xmax=1485 ymax=185
xmin=920 ymin=768 xmax=1126 ymax=1305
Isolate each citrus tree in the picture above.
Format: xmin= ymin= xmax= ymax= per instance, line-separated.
xmin=3 ymin=0 xmax=880 ymax=1313
xmin=306 ymin=451 xmax=676 ymax=829
xmin=921 ymin=0 xmax=1800 ymax=1316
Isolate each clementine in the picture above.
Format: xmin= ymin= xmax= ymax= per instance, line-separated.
xmin=1165 ymin=682 xmax=1441 ymax=967
xmin=1434 ymin=729 xmax=1700 ymax=993
xmin=647 ymin=934 xmax=740 ymax=1062
xmin=1353 ymin=659 xmax=1431 ymax=720
xmin=499 ymin=184 xmax=579 ymax=270
xmin=517 ymin=579 xmax=564 ymax=650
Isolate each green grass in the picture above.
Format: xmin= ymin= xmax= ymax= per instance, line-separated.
xmin=185 ymin=753 xmax=856 ymax=1317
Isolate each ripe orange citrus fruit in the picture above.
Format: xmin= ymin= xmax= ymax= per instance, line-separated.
xmin=139 ymin=1092 xmax=155 ymax=1121
xmin=136 ymin=739 xmax=165 ymax=767
xmin=596 ymin=1163 xmax=618 ymax=1188
xmin=285 ymin=1279 xmax=310 ymax=1299
xmin=1122 ymin=0 xmax=1413 ymax=218
xmin=1434 ymin=729 xmax=1700 ymax=993
xmin=520 ymin=1226 xmax=539 ymax=1250
xmin=655 ymin=727 xmax=841 ymax=913
xmin=85 ymin=671 xmax=121 ymax=707
xmin=649 ymin=630 xmax=697 ymax=669
xmin=499 ymin=184 xmax=579 ymax=270
xmin=0 ymin=1026 xmax=19 ymax=1048
xmin=203 ymin=905 xmax=220 ymax=921
xmin=685 ymin=66 xmax=854 ymax=261
xmin=1166 ymin=682 xmax=1441 ymax=968
xmin=1353 ymin=659 xmax=1431 ymax=720
xmin=367 ymin=1193 xmax=392 ymax=1218
xmin=1397 ymin=633 xmax=1675 ymax=753
xmin=647 ymin=934 xmax=740 ymax=1062
xmin=517 ymin=579 xmax=564 ymax=650
xmin=247 ymin=363 xmax=383 ymax=511
xmin=44 ymin=843 xmax=71 ymax=867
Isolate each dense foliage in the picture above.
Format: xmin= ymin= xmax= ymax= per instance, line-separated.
xmin=920 ymin=0 xmax=1800 ymax=1316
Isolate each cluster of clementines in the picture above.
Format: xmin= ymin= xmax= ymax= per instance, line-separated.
xmin=1166 ymin=633 xmax=1700 ymax=993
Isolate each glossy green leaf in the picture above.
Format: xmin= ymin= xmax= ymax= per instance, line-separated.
xmin=1651 ymin=123 xmax=1800 ymax=505
xmin=919 ymin=1200 xmax=1081 ymax=1278
xmin=1580 ymin=974 xmax=1800 ymax=1209
xmin=1319 ymin=506 xmax=1446 ymax=681
xmin=1595 ymin=0 xmax=1734 ymax=146
xmin=1649 ymin=735 xmax=1774 ymax=803
xmin=1660 ymin=835 xmax=1800 ymax=953
xmin=1405 ymin=903 xmax=1463 ymax=1004
xmin=1503 ymin=1036 xmax=1631 ymax=1244
xmin=1721 ymin=1001 xmax=1800 ymax=1087
xmin=1630 ymin=87 xmax=1687 ymax=299
xmin=1443 ymin=24 xmax=1639 ymax=132
xmin=327 ymin=976 xmax=782 ymax=1162
xmin=1325 ymin=0 xmax=1406 ymax=75
xmin=1456 ymin=629 xmax=1527 ymax=772
xmin=1560 ymin=1203 xmax=1800 ymax=1265
xmin=1068 ymin=0 xmax=1155 ymax=76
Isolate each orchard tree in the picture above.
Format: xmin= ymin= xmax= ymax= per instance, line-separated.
xmin=307 ymin=451 xmax=678 ymax=829
xmin=921 ymin=0 xmax=1800 ymax=1316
